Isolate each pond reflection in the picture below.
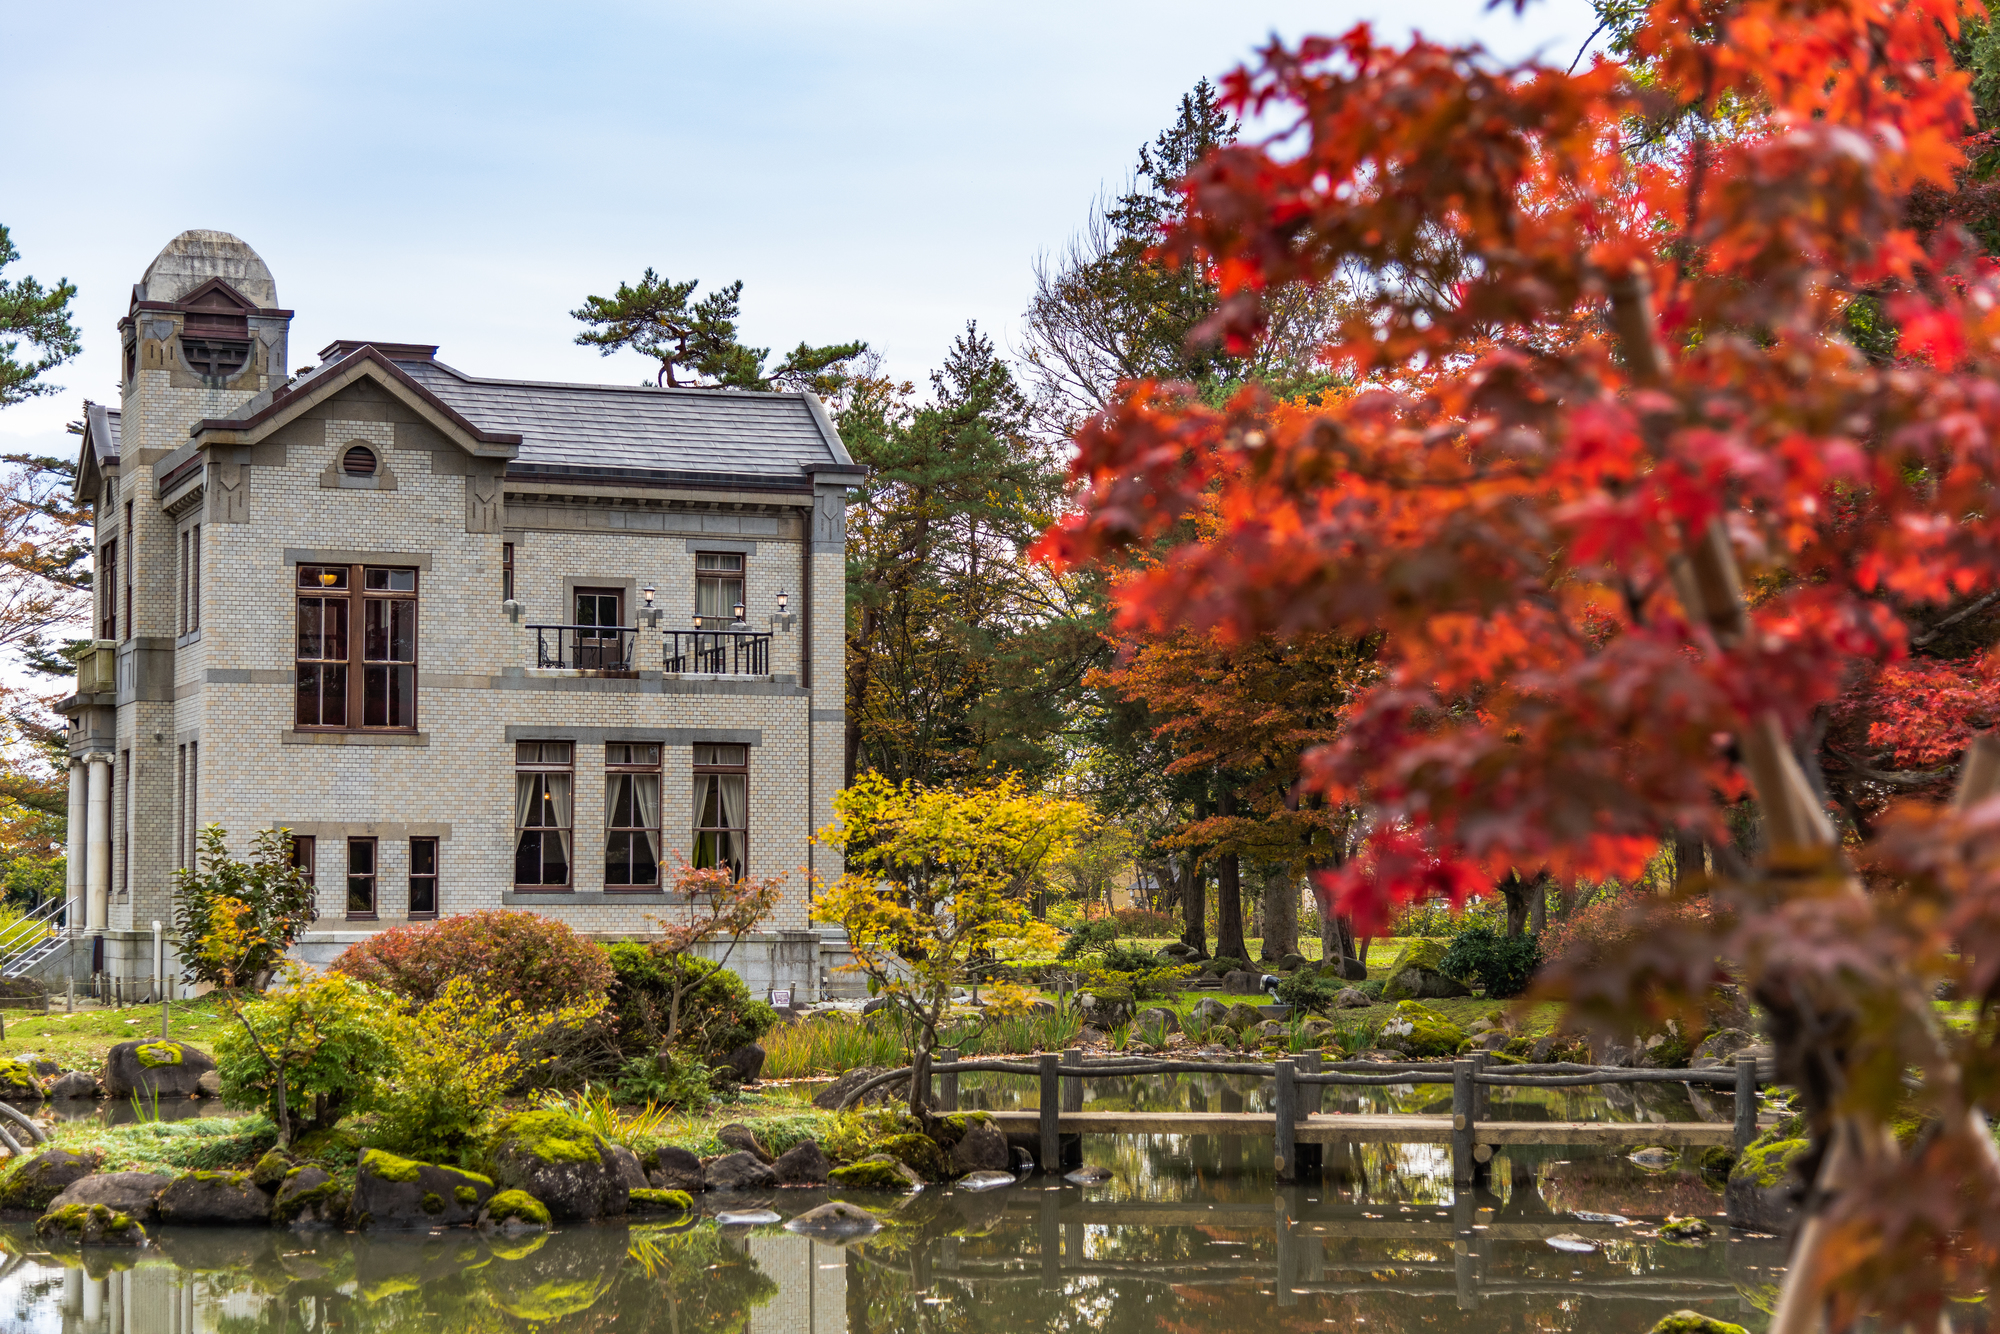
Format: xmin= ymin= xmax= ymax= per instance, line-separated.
xmin=0 ymin=1136 xmax=1782 ymax=1333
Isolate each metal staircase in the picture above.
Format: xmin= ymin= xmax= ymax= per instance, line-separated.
xmin=0 ymin=897 xmax=70 ymax=981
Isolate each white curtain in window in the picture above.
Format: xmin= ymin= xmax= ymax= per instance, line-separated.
xmin=634 ymin=773 xmax=662 ymax=864
xmin=546 ymin=772 xmax=572 ymax=862
xmin=605 ymin=774 xmax=626 ymax=830
xmin=515 ymin=773 xmax=537 ymax=837
xmin=718 ymin=774 xmax=745 ymax=834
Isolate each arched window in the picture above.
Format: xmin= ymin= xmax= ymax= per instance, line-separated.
xmin=342 ymin=446 xmax=377 ymax=476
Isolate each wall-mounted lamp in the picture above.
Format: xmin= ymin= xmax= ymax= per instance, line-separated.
xmin=731 ymin=600 xmax=747 ymax=624
xmin=637 ymin=586 xmax=660 ymax=626
xmin=642 ymin=586 xmax=656 ymax=608
xmin=502 ymin=598 xmax=522 ymax=625
xmin=769 ymin=590 xmax=797 ymax=633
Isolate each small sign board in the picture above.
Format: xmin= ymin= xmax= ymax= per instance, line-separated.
xmin=769 ymin=988 xmax=793 ymax=1009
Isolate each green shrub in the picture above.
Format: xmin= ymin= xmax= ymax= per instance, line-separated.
xmin=1274 ymin=971 xmax=1342 ymax=1016
xmin=331 ymin=911 xmax=612 ymax=1010
xmin=610 ymin=1049 xmax=711 ymax=1111
xmin=215 ymin=972 xmax=401 ymax=1139
xmin=605 ymin=943 xmax=776 ymax=1064
xmin=174 ymin=826 xmax=316 ymax=990
xmin=1357 ymin=978 xmax=1386 ymax=999
xmin=1438 ymin=927 xmax=1543 ymax=998
xmin=1058 ymin=919 xmax=1119 ymax=959
xmin=1206 ymin=956 xmax=1246 ymax=976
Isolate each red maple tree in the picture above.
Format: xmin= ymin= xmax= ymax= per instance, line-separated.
xmin=1039 ymin=0 xmax=2000 ymax=1322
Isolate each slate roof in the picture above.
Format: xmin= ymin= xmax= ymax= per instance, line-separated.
xmin=394 ymin=356 xmax=855 ymax=491
xmin=87 ymin=402 xmax=120 ymax=464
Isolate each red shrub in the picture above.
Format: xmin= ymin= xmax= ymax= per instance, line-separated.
xmin=1541 ymin=891 xmax=1712 ymax=970
xmin=1111 ymin=907 xmax=1180 ymax=936
xmin=331 ymin=910 xmax=612 ymax=1009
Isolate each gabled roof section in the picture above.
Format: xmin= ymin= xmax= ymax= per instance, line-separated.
xmin=391 ymin=358 xmax=855 ymax=492
xmin=188 ymin=345 xmax=522 ymax=459
xmin=75 ymin=401 xmax=119 ymax=499
xmin=178 ymin=278 xmax=257 ymax=312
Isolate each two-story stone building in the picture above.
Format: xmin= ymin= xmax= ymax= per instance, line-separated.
xmin=54 ymin=229 xmax=860 ymax=998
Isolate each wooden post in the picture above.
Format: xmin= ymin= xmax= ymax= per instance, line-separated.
xmin=1297 ymin=1052 xmax=1323 ymax=1181
xmin=1451 ymin=1060 xmax=1476 ymax=1185
xmin=1274 ymin=1192 xmax=1298 ymax=1306
xmin=939 ymin=1067 xmax=958 ymax=1113
xmin=1038 ymin=1190 xmax=1060 ymax=1290
xmin=1274 ymin=1060 xmax=1298 ymax=1182
xmin=1060 ymin=1048 xmax=1083 ymax=1113
xmin=1470 ymin=1050 xmax=1489 ymax=1122
xmin=1734 ymin=1058 xmax=1759 ymax=1153
xmin=1039 ymin=1053 xmax=1061 ymax=1175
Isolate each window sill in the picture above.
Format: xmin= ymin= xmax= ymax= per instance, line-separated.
xmin=175 ymin=630 xmax=202 ymax=649
xmin=502 ymin=889 xmax=668 ymax=906
xmin=345 ymin=913 xmax=379 ymax=923
xmin=283 ymin=731 xmax=429 ymax=747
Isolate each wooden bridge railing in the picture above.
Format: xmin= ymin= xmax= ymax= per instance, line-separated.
xmin=833 ymin=1051 xmax=1764 ymax=1184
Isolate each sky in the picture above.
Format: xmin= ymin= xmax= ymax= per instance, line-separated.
xmin=1 ymin=0 xmax=1601 ymax=465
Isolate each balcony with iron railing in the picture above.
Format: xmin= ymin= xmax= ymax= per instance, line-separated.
xmin=525 ymin=624 xmax=776 ymax=676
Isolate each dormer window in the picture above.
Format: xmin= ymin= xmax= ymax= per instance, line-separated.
xmin=343 ymin=446 xmax=378 ymax=476
xmin=178 ymin=280 xmax=254 ymax=381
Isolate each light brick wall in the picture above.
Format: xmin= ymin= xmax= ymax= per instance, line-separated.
xmin=93 ymin=349 xmax=843 ymax=970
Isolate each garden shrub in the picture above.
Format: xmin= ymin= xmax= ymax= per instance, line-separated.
xmin=1110 ymin=907 xmax=1179 ymax=935
xmin=215 ymin=971 xmax=401 ymax=1138
xmin=1438 ymin=926 xmax=1544 ymax=998
xmin=331 ymin=911 xmax=612 ymax=1009
xmin=1205 ymin=956 xmax=1246 ymax=976
xmin=610 ymin=1048 xmax=712 ymax=1111
xmin=1541 ymin=891 xmax=1711 ymax=971
xmin=174 ymin=826 xmax=316 ymax=990
xmin=604 ymin=942 xmax=776 ymax=1064
xmin=1096 ymin=940 xmax=1161 ymax=973
xmin=1274 ymin=971 xmax=1342 ymax=1015
xmin=1058 ymin=918 xmax=1120 ymax=959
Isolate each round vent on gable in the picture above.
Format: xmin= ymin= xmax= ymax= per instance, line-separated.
xmin=342 ymin=445 xmax=378 ymax=476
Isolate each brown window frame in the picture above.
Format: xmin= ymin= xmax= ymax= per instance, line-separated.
xmin=289 ymin=834 xmax=315 ymax=887
xmin=695 ymin=551 xmax=746 ymax=629
xmin=346 ymin=837 xmax=378 ymax=920
xmin=692 ymin=743 xmax=748 ymax=882
xmin=604 ymin=743 xmax=662 ymax=889
xmin=293 ymin=564 xmax=419 ymax=733
xmin=502 ymin=542 xmax=515 ymax=602
xmin=122 ymin=502 xmax=133 ymax=642
xmin=514 ymin=741 xmax=575 ymax=891
xmin=100 ymin=539 xmax=117 ymax=641
xmin=409 ymin=836 xmax=439 ymax=917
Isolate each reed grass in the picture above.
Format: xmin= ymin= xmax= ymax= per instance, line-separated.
xmin=763 ymin=1008 xmax=1088 ymax=1078
xmin=538 ymin=1085 xmax=676 ymax=1145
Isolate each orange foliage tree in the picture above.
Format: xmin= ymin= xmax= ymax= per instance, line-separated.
xmin=1040 ymin=0 xmax=2000 ymax=1322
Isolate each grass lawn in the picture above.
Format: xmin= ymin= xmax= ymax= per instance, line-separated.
xmin=0 ymin=998 xmax=237 ymax=1074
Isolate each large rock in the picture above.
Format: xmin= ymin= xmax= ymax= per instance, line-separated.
xmin=647 ymin=1145 xmax=705 ymax=1193
xmin=1223 ymin=1003 xmax=1264 ymax=1032
xmin=1327 ymin=954 xmax=1370 ymax=981
xmin=1726 ymin=1132 xmax=1808 ymax=1234
xmin=48 ymin=1172 xmax=171 ymax=1220
xmin=156 ymin=1171 xmax=272 ymax=1226
xmin=102 ymin=1040 xmax=216 ymax=1099
xmin=0 ymin=1059 xmax=42 ymax=1103
xmin=1690 ymin=1028 xmax=1755 ymax=1069
xmin=1377 ymin=1001 xmax=1466 ymax=1059
xmin=812 ymin=1066 xmax=903 ymax=1110
xmin=1077 ymin=991 xmax=1133 ymax=1026
xmin=1277 ymin=954 xmax=1312 ymax=973
xmin=44 ymin=1072 xmax=97 ymax=1100
xmin=36 ymin=1203 xmax=145 ymax=1247
xmin=1221 ymin=970 xmax=1265 ymax=996
xmin=718 ymin=1123 xmax=775 ymax=1164
xmin=485 ymin=1111 xmax=629 ymax=1222
xmin=0 ymin=1149 xmax=103 ymax=1212
xmin=1133 ymin=1007 xmax=1180 ymax=1036
xmin=272 ymin=1166 xmax=347 ymax=1229
xmin=605 ymin=1144 xmax=648 ymax=1192
xmin=720 ymin=1044 xmax=766 ymax=1084
xmin=772 ymin=1140 xmax=831 ymax=1186
xmin=352 ymin=1149 xmax=494 ymax=1229
xmin=1379 ymin=940 xmax=1470 ymax=1002
xmin=1334 ymin=987 xmax=1373 ymax=1010
xmin=784 ymin=1200 xmax=882 ymax=1239
xmin=827 ymin=1154 xmax=923 ymax=1191
xmin=1191 ymin=998 xmax=1229 ymax=1024
xmin=704 ymin=1151 xmax=777 ymax=1192
xmin=950 ymin=1124 xmax=1010 ymax=1175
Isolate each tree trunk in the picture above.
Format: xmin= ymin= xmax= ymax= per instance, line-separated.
xmin=1214 ymin=783 xmax=1247 ymax=963
xmin=1181 ymin=855 xmax=1207 ymax=955
xmin=1259 ymin=864 xmax=1297 ymax=960
xmin=1529 ymin=878 xmax=1547 ymax=935
xmin=1321 ymin=905 xmax=1341 ymax=971
xmin=1497 ymin=871 xmax=1533 ymax=938
xmin=1672 ymin=829 xmax=1706 ymax=891
xmin=907 ymin=1042 xmax=932 ymax=1124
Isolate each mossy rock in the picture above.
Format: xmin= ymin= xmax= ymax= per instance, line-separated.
xmin=36 ymin=1202 xmax=145 ymax=1247
xmin=289 ymin=1126 xmax=362 ymax=1164
xmin=1222 ymin=1003 xmax=1264 ymax=1031
xmin=134 ymin=1042 xmax=186 ymax=1068
xmin=0 ymin=1149 xmax=102 ymax=1212
xmin=1732 ymin=1136 xmax=1809 ymax=1191
xmin=358 ymin=1149 xmax=424 ymax=1184
xmin=354 ymin=1149 xmax=493 ymax=1229
xmin=272 ymin=1168 xmax=346 ymax=1228
xmin=627 ymin=1188 xmax=693 ymax=1215
xmin=0 ymin=1059 xmax=43 ymax=1102
xmin=1646 ymin=1313 xmax=1747 ymax=1334
xmin=481 ymin=1189 xmax=551 ymax=1229
xmin=1725 ymin=1130 xmax=1809 ymax=1233
xmin=1657 ymin=1216 xmax=1715 ymax=1247
xmin=1695 ymin=1145 xmax=1737 ymax=1185
xmin=487 ymin=1110 xmax=602 ymax=1165
xmin=828 ymin=1154 xmax=922 ymax=1191
xmin=875 ymin=1133 xmax=950 ymax=1183
xmin=1380 ymin=940 xmax=1472 ymax=1002
xmin=1379 ymin=1000 xmax=1465 ymax=1058
xmin=934 ymin=1112 xmax=991 ymax=1148
xmin=250 ymin=1151 xmax=294 ymax=1191
xmin=485 ymin=1111 xmax=624 ymax=1221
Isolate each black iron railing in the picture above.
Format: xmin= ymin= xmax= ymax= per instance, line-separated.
xmin=530 ymin=625 xmax=638 ymax=672
xmin=664 ymin=630 xmax=770 ymax=675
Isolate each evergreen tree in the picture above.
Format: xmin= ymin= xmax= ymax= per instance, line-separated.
xmin=570 ymin=268 xmax=865 ymax=393
xmin=0 ymin=226 xmax=80 ymax=409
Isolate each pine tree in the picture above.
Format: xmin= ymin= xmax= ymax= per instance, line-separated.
xmin=570 ymin=269 xmax=865 ymax=392
xmin=0 ymin=226 xmax=80 ymax=409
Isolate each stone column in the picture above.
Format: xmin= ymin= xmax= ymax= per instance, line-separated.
xmin=86 ymin=756 xmax=111 ymax=931
xmin=64 ymin=759 xmax=84 ymax=928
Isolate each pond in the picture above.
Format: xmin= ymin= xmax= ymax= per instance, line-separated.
xmin=0 ymin=1073 xmax=1784 ymax=1332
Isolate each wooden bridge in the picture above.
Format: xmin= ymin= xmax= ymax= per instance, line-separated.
xmin=842 ymin=1052 xmax=1765 ymax=1183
